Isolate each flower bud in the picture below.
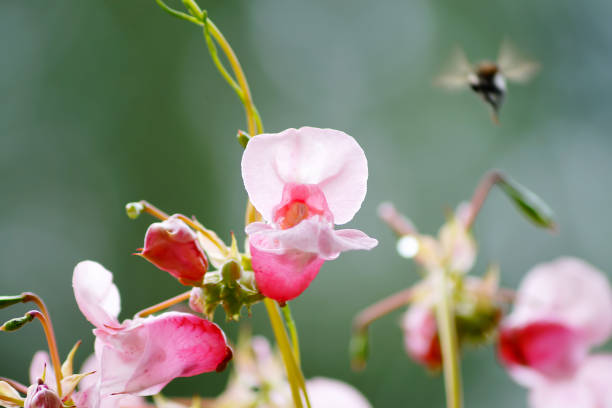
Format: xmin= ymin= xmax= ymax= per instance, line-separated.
xmin=24 ymin=380 xmax=61 ymax=408
xmin=402 ymin=303 xmax=442 ymax=369
xmin=139 ymin=215 xmax=208 ymax=286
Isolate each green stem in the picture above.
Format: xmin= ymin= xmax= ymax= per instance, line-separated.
xmin=155 ymin=0 xmax=201 ymax=25
xmin=281 ymin=304 xmax=301 ymax=366
xmin=264 ymin=299 xmax=307 ymax=408
xmin=202 ymin=19 xmax=245 ymax=101
xmin=434 ymin=269 xmax=463 ymax=408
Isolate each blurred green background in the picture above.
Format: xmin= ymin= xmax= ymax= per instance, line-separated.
xmin=2 ymin=0 xmax=612 ymax=406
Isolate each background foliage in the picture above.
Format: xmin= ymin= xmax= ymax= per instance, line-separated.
xmin=1 ymin=0 xmax=611 ymax=406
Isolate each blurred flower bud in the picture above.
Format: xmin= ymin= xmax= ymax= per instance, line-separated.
xmin=139 ymin=215 xmax=208 ymax=286
xmin=349 ymin=330 xmax=370 ymax=371
xmin=402 ymin=302 xmax=442 ymax=369
xmin=24 ymin=380 xmax=61 ymax=408
xmin=439 ymin=216 xmax=476 ymax=274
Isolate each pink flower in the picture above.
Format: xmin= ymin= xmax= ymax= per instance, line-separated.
xmin=307 ymin=377 xmax=372 ymax=408
xmin=498 ymin=257 xmax=612 ymax=387
xmin=528 ymin=354 xmax=612 ymax=408
xmin=401 ymin=302 xmax=441 ymax=369
xmin=241 ymin=127 xmax=378 ymax=302
xmin=138 ymin=215 xmax=208 ymax=286
xmin=72 ymin=260 xmax=232 ymax=398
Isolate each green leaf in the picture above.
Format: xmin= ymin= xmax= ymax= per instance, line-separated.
xmin=497 ymin=175 xmax=557 ymax=230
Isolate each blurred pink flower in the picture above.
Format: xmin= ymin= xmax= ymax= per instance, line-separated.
xmin=306 ymin=377 xmax=372 ymax=408
xmin=401 ymin=302 xmax=441 ymax=369
xmin=241 ymin=127 xmax=378 ymax=302
xmin=138 ymin=215 xmax=208 ymax=286
xmin=498 ymin=257 xmax=612 ymax=387
xmin=72 ymin=261 xmax=232 ymax=398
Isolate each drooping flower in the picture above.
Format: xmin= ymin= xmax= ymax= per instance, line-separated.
xmin=241 ymin=127 xmax=378 ymax=303
xmin=498 ymin=257 xmax=612 ymax=387
xmin=138 ymin=215 xmax=208 ymax=286
xmin=72 ymin=260 xmax=232 ymax=399
xmin=401 ymin=301 xmax=442 ymax=369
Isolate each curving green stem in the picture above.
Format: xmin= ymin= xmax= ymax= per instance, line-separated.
xmin=434 ymin=269 xmax=463 ymax=408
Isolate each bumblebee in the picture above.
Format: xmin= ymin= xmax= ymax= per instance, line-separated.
xmin=435 ymin=41 xmax=540 ymax=123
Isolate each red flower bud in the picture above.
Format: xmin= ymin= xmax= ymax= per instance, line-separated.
xmin=24 ymin=380 xmax=61 ymax=408
xmin=139 ymin=215 xmax=208 ymax=286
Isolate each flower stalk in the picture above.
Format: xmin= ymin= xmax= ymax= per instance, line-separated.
xmin=22 ymin=294 xmax=63 ymax=396
xmin=264 ymin=298 xmax=310 ymax=408
xmin=434 ymin=269 xmax=463 ymax=408
xmin=136 ymin=290 xmax=192 ymax=318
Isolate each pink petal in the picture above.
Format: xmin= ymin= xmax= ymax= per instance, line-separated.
xmin=94 ymin=312 xmax=232 ymax=396
xmin=528 ymin=354 xmax=612 ymax=408
xmin=140 ymin=215 xmax=208 ymax=286
xmin=241 ymin=127 xmax=368 ymax=225
xmin=247 ymin=219 xmax=377 ymax=261
xmin=528 ymin=380 xmax=594 ymax=408
xmin=73 ymin=261 xmax=121 ymax=329
xmin=249 ymin=241 xmax=325 ymax=303
xmin=29 ymin=352 xmax=55 ymax=390
xmin=306 ymin=377 xmax=372 ymax=408
xmin=78 ymin=354 xmax=100 ymax=393
xmin=498 ymin=321 xmax=585 ymax=386
xmin=508 ymin=257 xmax=612 ymax=347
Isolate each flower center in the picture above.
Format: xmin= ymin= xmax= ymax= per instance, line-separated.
xmin=278 ymin=201 xmax=310 ymax=229
xmin=272 ymin=183 xmax=333 ymax=229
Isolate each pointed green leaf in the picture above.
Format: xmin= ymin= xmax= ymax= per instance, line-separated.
xmin=237 ymin=130 xmax=251 ymax=149
xmin=497 ymin=175 xmax=557 ymax=230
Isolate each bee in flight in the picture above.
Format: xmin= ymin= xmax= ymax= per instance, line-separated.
xmin=435 ymin=41 xmax=540 ymax=123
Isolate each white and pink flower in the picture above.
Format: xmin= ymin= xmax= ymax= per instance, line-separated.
xmin=72 ymin=261 xmax=232 ymax=402
xmin=241 ymin=127 xmax=378 ymax=303
xmin=498 ymin=257 xmax=612 ymax=407
xmin=498 ymin=257 xmax=612 ymax=387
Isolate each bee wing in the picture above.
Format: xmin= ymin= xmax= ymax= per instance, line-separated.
xmin=497 ymin=39 xmax=540 ymax=83
xmin=434 ymin=47 xmax=473 ymax=90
